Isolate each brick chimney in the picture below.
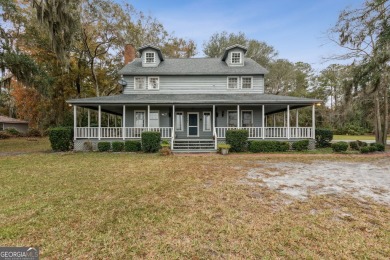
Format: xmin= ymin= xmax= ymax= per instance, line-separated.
xmin=124 ymin=44 xmax=136 ymax=65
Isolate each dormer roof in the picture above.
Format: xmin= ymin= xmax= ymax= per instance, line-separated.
xmin=138 ymin=45 xmax=164 ymax=61
xmin=221 ymin=44 xmax=247 ymax=61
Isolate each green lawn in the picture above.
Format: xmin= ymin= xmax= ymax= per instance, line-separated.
xmin=333 ymin=135 xmax=390 ymax=141
xmin=0 ymin=138 xmax=389 ymax=258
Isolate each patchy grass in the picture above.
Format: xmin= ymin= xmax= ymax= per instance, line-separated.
xmin=0 ymin=137 xmax=51 ymax=153
xmin=0 ymin=140 xmax=389 ymax=258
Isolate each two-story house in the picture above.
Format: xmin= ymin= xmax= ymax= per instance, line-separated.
xmin=68 ymin=44 xmax=320 ymax=151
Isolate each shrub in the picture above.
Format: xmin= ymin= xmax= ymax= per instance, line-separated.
xmin=349 ymin=141 xmax=360 ymax=151
xmin=141 ymin=131 xmax=161 ymax=153
xmin=369 ymin=145 xmax=377 ymax=152
xmin=83 ymin=141 xmax=93 ymax=151
xmin=112 ymin=141 xmax=124 ymax=152
xmin=161 ymin=140 xmax=170 ymax=148
xmin=292 ymin=140 xmax=309 ymax=151
xmin=160 ymin=146 xmax=172 ymax=156
xmin=48 ymin=127 xmax=73 ymax=151
xmin=331 ymin=141 xmax=349 ymax=152
xmin=0 ymin=131 xmax=11 ymax=139
xmin=370 ymin=143 xmax=385 ymax=152
xmin=357 ymin=140 xmax=368 ymax=147
xmin=5 ymin=128 xmax=22 ymax=137
xmin=249 ymin=141 xmax=289 ymax=153
xmin=360 ymin=146 xmax=371 ymax=154
xmin=315 ymin=129 xmax=333 ymax=148
xmin=27 ymin=128 xmax=41 ymax=137
xmin=124 ymin=141 xmax=141 ymax=152
xmin=225 ymin=129 xmax=248 ymax=152
xmin=97 ymin=142 xmax=111 ymax=152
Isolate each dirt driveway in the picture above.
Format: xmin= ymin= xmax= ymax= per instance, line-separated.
xmin=245 ymin=159 xmax=390 ymax=205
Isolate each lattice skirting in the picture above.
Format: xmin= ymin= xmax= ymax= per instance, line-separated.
xmin=73 ymin=139 xmax=172 ymax=151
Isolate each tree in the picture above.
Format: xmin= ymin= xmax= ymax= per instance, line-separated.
xmin=330 ymin=0 xmax=390 ymax=144
xmin=203 ymin=31 xmax=277 ymax=67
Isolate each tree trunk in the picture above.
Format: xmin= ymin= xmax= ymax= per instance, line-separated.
xmin=382 ymin=81 xmax=388 ymax=145
xmin=374 ymin=90 xmax=383 ymax=144
xmin=90 ymin=59 xmax=99 ymax=97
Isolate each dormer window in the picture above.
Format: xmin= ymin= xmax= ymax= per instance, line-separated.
xmin=231 ymin=52 xmax=241 ymax=64
xmin=145 ymin=52 xmax=155 ymax=63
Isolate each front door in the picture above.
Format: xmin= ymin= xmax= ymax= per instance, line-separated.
xmin=187 ymin=112 xmax=199 ymax=137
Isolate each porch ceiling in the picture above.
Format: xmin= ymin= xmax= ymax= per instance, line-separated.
xmin=67 ymin=93 xmax=321 ymax=107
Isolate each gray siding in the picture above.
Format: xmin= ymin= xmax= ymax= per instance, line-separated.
xmin=226 ymin=48 xmax=245 ymax=67
xmin=3 ymin=123 xmax=29 ymax=133
xmin=123 ymin=75 xmax=264 ymax=94
xmin=122 ymin=105 xmax=264 ymax=139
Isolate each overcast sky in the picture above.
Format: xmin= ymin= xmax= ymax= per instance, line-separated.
xmin=129 ymin=0 xmax=364 ymax=72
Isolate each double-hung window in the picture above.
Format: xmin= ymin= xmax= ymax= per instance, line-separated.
xmin=241 ymin=111 xmax=253 ymax=127
xmin=134 ymin=77 xmax=146 ymax=90
xmin=145 ymin=52 xmax=155 ymax=64
xmin=231 ymin=52 xmax=241 ymax=64
xmin=227 ymin=77 xmax=239 ymax=89
xmin=148 ymin=77 xmax=159 ymax=90
xmin=241 ymin=77 xmax=253 ymax=89
xmin=175 ymin=112 xmax=184 ymax=131
xmin=227 ymin=111 xmax=238 ymax=127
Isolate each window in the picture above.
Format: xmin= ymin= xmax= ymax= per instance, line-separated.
xmin=134 ymin=77 xmax=146 ymax=90
xmin=149 ymin=111 xmax=159 ymax=127
xmin=203 ymin=112 xmax=211 ymax=131
xmin=134 ymin=111 xmax=145 ymax=127
xmin=241 ymin=77 xmax=253 ymax=89
xmin=175 ymin=112 xmax=184 ymax=131
xmin=241 ymin=111 xmax=253 ymax=127
xmin=148 ymin=77 xmax=159 ymax=90
xmin=231 ymin=52 xmax=241 ymax=64
xmin=145 ymin=52 xmax=155 ymax=63
xmin=227 ymin=111 xmax=237 ymax=127
xmin=227 ymin=77 xmax=239 ymax=89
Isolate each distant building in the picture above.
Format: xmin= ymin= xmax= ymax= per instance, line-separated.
xmin=0 ymin=115 xmax=29 ymax=134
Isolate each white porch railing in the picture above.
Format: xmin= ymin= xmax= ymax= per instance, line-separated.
xmin=75 ymin=127 xmax=173 ymax=139
xmin=215 ymin=127 xmax=313 ymax=139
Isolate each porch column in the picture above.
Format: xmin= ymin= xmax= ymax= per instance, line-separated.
xmin=147 ymin=105 xmax=150 ymax=130
xmin=114 ymin=115 xmax=117 ymax=127
xmin=262 ymin=105 xmax=265 ymax=139
xmin=287 ymin=105 xmax=290 ymax=139
xmin=237 ymin=105 xmax=240 ymax=128
xmin=73 ymin=105 xmax=77 ymax=140
xmin=213 ymin=105 xmax=216 ymax=149
xmin=273 ymin=114 xmax=276 ymax=127
xmin=122 ymin=105 xmax=126 ymax=140
xmin=172 ymin=105 xmax=175 ymax=150
xmin=296 ymin=109 xmax=299 ymax=127
xmin=312 ymin=104 xmax=315 ymax=139
xmin=87 ymin=109 xmax=91 ymax=139
xmin=98 ymin=105 xmax=101 ymax=140
xmin=283 ymin=111 xmax=286 ymax=127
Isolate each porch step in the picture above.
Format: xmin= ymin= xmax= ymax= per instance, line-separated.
xmin=173 ymin=139 xmax=215 ymax=151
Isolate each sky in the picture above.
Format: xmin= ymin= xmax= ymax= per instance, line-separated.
xmin=128 ymin=0 xmax=365 ymax=72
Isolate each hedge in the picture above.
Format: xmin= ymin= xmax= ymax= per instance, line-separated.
xmin=48 ymin=127 xmax=73 ymax=151
xmin=97 ymin=142 xmax=111 ymax=152
xmin=331 ymin=141 xmax=348 ymax=152
xmin=292 ymin=140 xmax=309 ymax=151
xmin=226 ymin=129 xmax=249 ymax=152
xmin=369 ymin=143 xmax=385 ymax=152
xmin=5 ymin=128 xmax=22 ymax=137
xmin=124 ymin=140 xmax=141 ymax=152
xmin=249 ymin=140 xmax=289 ymax=153
xmin=315 ymin=128 xmax=333 ymax=148
xmin=112 ymin=141 xmax=124 ymax=152
xmin=141 ymin=131 xmax=161 ymax=153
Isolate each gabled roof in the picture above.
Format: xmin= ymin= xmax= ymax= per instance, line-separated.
xmin=221 ymin=44 xmax=248 ymax=61
xmin=138 ymin=45 xmax=164 ymax=61
xmin=118 ymin=57 xmax=268 ymax=75
xmin=0 ymin=115 xmax=28 ymax=124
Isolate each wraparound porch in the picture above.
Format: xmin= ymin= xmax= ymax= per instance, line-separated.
xmin=72 ymin=103 xmax=317 ymax=151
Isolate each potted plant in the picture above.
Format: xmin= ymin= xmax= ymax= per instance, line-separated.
xmin=218 ymin=144 xmax=231 ymax=155
xmin=160 ymin=140 xmax=172 ymax=155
